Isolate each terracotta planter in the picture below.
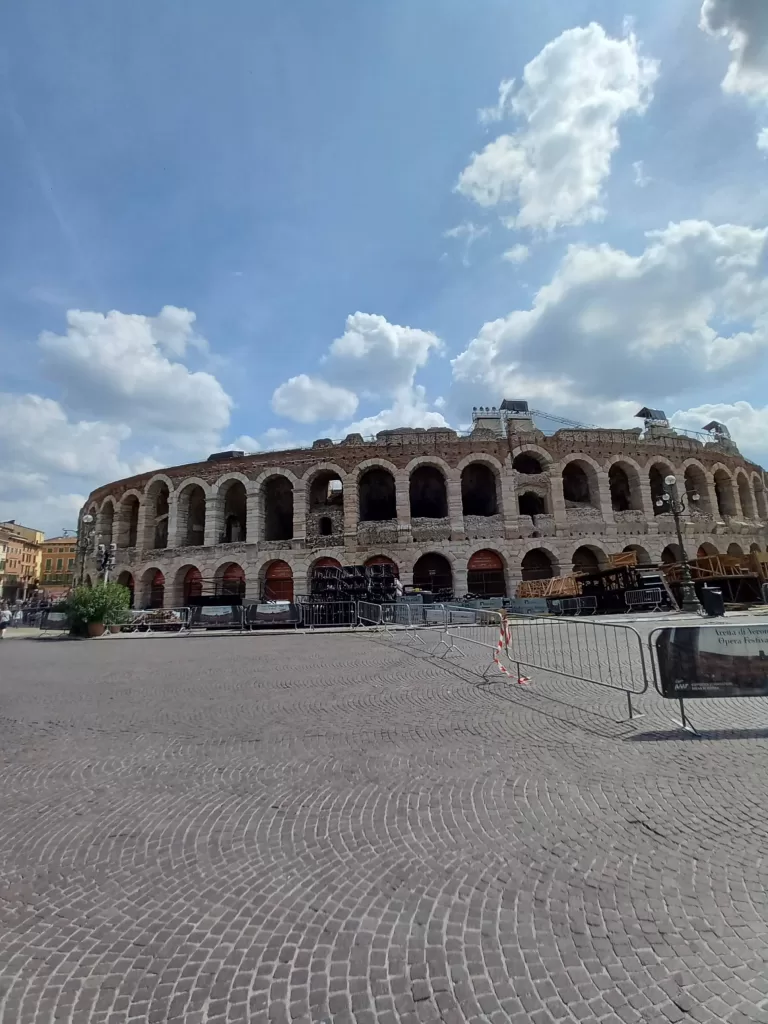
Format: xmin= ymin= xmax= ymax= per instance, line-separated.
xmin=87 ymin=622 xmax=106 ymax=638
xmin=108 ymin=624 xmax=121 ymax=634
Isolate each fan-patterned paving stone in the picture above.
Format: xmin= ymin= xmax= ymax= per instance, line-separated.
xmin=1 ymin=631 xmax=768 ymax=1023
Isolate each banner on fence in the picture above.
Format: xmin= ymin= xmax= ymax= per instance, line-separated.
xmin=654 ymin=624 xmax=768 ymax=699
xmin=188 ymin=604 xmax=242 ymax=629
xmin=505 ymin=598 xmax=549 ymax=617
xmin=39 ymin=609 xmax=70 ymax=631
xmin=247 ymin=602 xmax=300 ymax=626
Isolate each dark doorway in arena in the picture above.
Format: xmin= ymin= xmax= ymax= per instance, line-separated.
xmin=609 ymin=464 xmax=634 ymax=511
xmin=222 ymin=480 xmax=247 ymax=543
xmin=359 ymin=468 xmax=397 ymax=522
xmin=412 ymin=553 xmax=453 ymax=595
xmin=218 ymin=563 xmax=246 ymax=598
xmin=179 ymin=484 xmax=206 ymax=546
xmin=521 ymin=549 xmax=556 ymax=581
xmin=461 ymin=463 xmax=498 ymax=517
xmin=562 ymin=462 xmax=593 ymax=506
xmin=518 ymin=492 xmax=545 ymax=517
xmin=513 ymin=453 xmax=543 ymax=474
xmin=264 ymin=477 xmax=294 ymax=541
xmin=572 ymin=546 xmax=604 ymax=575
xmin=117 ymin=571 xmax=134 ymax=607
xmin=264 ymin=560 xmax=294 ymax=601
xmin=122 ymin=496 xmax=140 ymax=548
xmin=409 ymin=466 xmax=448 ymax=519
xmin=148 ymin=569 xmax=165 ymax=609
xmin=467 ymin=550 xmax=506 ymax=598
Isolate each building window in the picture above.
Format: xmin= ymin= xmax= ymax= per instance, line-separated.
xmin=56 ymin=558 xmax=63 ymax=570
xmin=45 ymin=559 xmax=52 ymax=570
xmin=68 ymin=559 xmax=74 ymax=570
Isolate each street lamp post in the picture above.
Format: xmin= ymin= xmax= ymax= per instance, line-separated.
xmin=655 ymin=475 xmax=702 ymax=614
xmin=77 ymin=514 xmax=96 ymax=585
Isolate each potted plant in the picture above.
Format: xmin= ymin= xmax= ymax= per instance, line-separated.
xmin=64 ymin=582 xmax=132 ymax=637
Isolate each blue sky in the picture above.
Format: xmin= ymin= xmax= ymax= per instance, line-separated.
xmin=2 ymin=0 xmax=768 ymax=534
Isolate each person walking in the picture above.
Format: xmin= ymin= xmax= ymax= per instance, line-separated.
xmin=0 ymin=603 xmax=11 ymax=640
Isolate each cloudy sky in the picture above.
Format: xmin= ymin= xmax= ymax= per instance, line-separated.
xmin=2 ymin=0 xmax=768 ymax=534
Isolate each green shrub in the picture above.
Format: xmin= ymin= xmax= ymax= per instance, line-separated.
xmin=64 ymin=582 xmax=132 ymax=626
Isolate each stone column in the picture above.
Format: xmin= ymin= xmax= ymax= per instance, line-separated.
xmin=638 ymin=479 xmax=656 ymax=526
xmin=201 ymin=493 xmax=220 ymax=547
xmin=167 ymin=496 xmax=180 ymax=547
xmin=551 ymin=470 xmax=567 ymax=529
xmin=452 ymin=564 xmax=468 ymax=599
xmin=292 ymin=481 xmax=307 ymax=545
xmin=596 ymin=471 xmax=615 ymax=525
xmin=447 ymin=471 xmax=464 ymax=537
xmin=500 ymin=461 xmax=518 ymax=536
xmin=704 ymin=474 xmax=721 ymax=521
xmin=395 ymin=471 xmax=412 ymax=544
xmin=136 ymin=502 xmax=149 ymax=553
xmin=344 ymin=477 xmax=359 ymax=545
xmin=246 ymin=486 xmax=262 ymax=544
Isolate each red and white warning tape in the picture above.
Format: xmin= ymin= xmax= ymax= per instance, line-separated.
xmin=495 ymin=617 xmax=530 ymax=685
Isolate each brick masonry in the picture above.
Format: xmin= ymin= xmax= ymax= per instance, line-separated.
xmin=80 ymin=426 xmax=768 ymax=605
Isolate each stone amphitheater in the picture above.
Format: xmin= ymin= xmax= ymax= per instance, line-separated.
xmin=80 ymin=405 xmax=768 ymax=608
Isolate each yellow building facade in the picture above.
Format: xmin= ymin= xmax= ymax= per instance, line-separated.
xmin=0 ymin=521 xmax=44 ymax=602
xmin=39 ymin=536 xmax=78 ymax=597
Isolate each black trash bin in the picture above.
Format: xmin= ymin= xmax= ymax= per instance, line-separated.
xmin=700 ymin=586 xmax=725 ymax=618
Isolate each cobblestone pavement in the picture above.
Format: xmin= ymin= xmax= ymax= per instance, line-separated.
xmin=2 ymin=630 xmax=768 ymax=1024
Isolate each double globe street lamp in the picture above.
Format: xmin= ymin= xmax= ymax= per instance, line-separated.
xmin=654 ymin=474 xmax=702 ymax=613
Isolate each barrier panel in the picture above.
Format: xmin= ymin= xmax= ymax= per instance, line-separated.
xmin=121 ymin=609 xmax=189 ymax=633
xmin=186 ymin=605 xmax=242 ymax=631
xmin=246 ymin=602 xmax=301 ymax=629
xmin=439 ymin=607 xmax=508 ymax=676
xmin=547 ymin=596 xmax=597 ymax=617
xmin=506 ymin=615 xmax=649 ymax=720
xmin=357 ymin=601 xmax=383 ymax=627
xmin=38 ymin=608 xmax=71 ymax=632
xmin=649 ymin=623 xmax=768 ymax=732
xmin=299 ymin=601 xmax=357 ymax=629
xmin=626 ymin=588 xmax=664 ymax=613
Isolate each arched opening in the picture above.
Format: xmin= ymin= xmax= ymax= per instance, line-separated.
xmin=409 ymin=466 xmax=448 ymax=519
xmin=412 ymin=553 xmax=453 ymax=595
xmin=750 ymin=543 xmax=762 ymax=554
xmin=117 ymin=571 xmax=134 ymax=607
xmin=319 ymin=516 xmax=333 ymax=536
xmin=217 ymin=562 xmax=246 ymax=599
xmin=623 ymin=544 xmax=652 ymax=565
xmin=310 ymin=557 xmax=342 ymax=593
xmin=147 ymin=482 xmax=170 ymax=550
xmin=178 ymin=484 xmax=206 ymax=547
xmin=520 ymin=549 xmax=556 ymax=581
xmin=754 ymin=479 xmax=768 ymax=520
xmin=177 ymin=565 xmax=202 ymax=605
xmin=737 ymin=475 xmax=755 ymax=519
xmin=661 ymin=544 xmax=683 ymax=565
xmin=365 ymin=555 xmax=400 ymax=577
xmin=513 ymin=453 xmax=544 ymax=474
xmin=518 ymin=491 xmax=546 ymax=517
xmin=100 ymin=502 xmax=115 ymax=545
xmin=649 ymin=465 xmax=672 ymax=515
xmin=148 ymin=569 xmax=165 ymax=608
xmin=609 ymin=464 xmax=640 ymax=511
xmin=467 ymin=550 xmax=507 ymax=598
xmin=697 ymin=543 xmax=719 ymax=558
xmin=684 ymin=465 xmax=710 ymax=515
xmin=307 ymin=470 xmax=344 ymax=542
xmin=263 ymin=560 xmax=294 ymax=601
xmin=727 ymin=543 xmax=744 ymax=557
xmin=121 ymin=495 xmax=140 ymax=548
xmin=714 ymin=470 xmax=737 ymax=518
xmin=461 ymin=463 xmax=498 ymax=517
xmin=263 ymin=476 xmax=294 ymax=541
xmin=310 ymin=471 xmax=344 ymax=509
xmin=572 ymin=546 xmax=605 ymax=575
xmin=359 ymin=468 xmax=396 ymax=522
xmin=562 ymin=461 xmax=595 ymax=507
xmin=221 ymin=480 xmax=247 ymax=543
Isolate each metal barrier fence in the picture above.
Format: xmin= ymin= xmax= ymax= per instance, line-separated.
xmin=626 ymin=588 xmax=664 ymax=612
xmin=298 ymin=600 xmax=358 ymax=629
xmin=357 ymin=601 xmax=383 ymax=627
xmin=547 ymin=596 xmax=597 ymax=616
xmin=504 ymin=614 xmax=648 ymax=719
xmin=122 ymin=608 xmax=190 ymax=633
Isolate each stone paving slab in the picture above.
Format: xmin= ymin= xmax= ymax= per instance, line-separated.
xmin=1 ymin=632 xmax=767 ymax=1023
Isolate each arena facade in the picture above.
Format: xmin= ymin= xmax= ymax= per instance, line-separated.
xmin=80 ymin=405 xmax=768 ymax=608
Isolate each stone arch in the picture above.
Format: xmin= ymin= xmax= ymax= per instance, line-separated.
xmin=173 ymin=563 xmax=203 ymax=606
xmin=571 ymin=544 xmax=608 ymax=575
xmin=736 ymin=472 xmax=755 ymax=519
xmin=216 ymin=476 xmax=249 ymax=544
xmin=365 ymin=554 xmax=400 ymax=577
xmin=214 ymin=561 xmax=246 ymax=599
xmin=697 ymin=542 xmax=719 ymax=558
xmin=116 ymin=570 xmax=134 ymax=607
xmin=303 ymin=464 xmax=345 ymax=544
xmin=467 ymin=549 xmax=507 ymax=598
xmin=607 ymin=460 xmax=643 ymax=512
xmin=750 ymin=542 xmax=762 ymax=554
xmin=648 ymin=460 xmax=675 ymax=514
xmin=661 ymin=544 xmax=684 ymax=564
xmin=727 ymin=542 xmax=745 ymax=557
xmin=461 ymin=461 xmax=500 ymax=518
xmin=117 ymin=491 xmax=142 ymax=548
xmin=176 ymin=481 xmax=207 ymax=547
xmin=139 ymin=566 xmax=166 ymax=608
xmin=261 ymin=474 xmax=295 ymax=541
xmin=622 ymin=544 xmax=652 ymax=565
xmin=98 ymin=497 xmax=116 ymax=545
xmin=412 ymin=552 xmax=453 ymax=595
xmin=359 ymin=465 xmax=397 ymax=522
xmin=409 ymin=464 xmax=448 ymax=519
xmin=752 ymin=474 xmax=768 ymax=520
xmin=144 ymin=478 xmax=171 ymax=550
xmin=682 ymin=460 xmax=711 ymax=516
xmin=260 ymin=558 xmax=294 ymax=601
xmin=520 ymin=547 xmax=560 ymax=581
xmin=511 ymin=443 xmax=553 ymax=470
xmin=713 ymin=466 xmax=737 ymax=518
xmin=512 ymin=452 xmax=545 ymax=474
xmin=561 ymin=456 xmax=600 ymax=508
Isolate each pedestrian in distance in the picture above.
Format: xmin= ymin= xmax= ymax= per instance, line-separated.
xmin=0 ymin=603 xmax=11 ymax=640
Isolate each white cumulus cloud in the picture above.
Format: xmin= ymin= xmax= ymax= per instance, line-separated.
xmin=701 ymin=0 xmax=768 ymax=99
xmin=456 ymin=23 xmax=659 ymax=231
xmin=39 ymin=305 xmax=232 ymax=448
xmin=672 ymin=401 xmax=768 ymax=465
xmin=342 ymin=386 xmax=449 ymax=436
xmin=502 ymin=244 xmax=530 ymax=264
xmin=271 ymin=374 xmax=359 ymax=424
xmin=452 ymin=219 xmax=768 ymax=414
